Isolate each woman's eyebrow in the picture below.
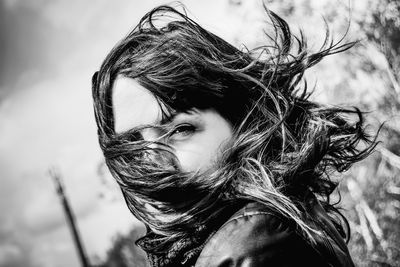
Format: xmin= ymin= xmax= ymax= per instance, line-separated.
xmin=159 ymin=109 xmax=198 ymax=126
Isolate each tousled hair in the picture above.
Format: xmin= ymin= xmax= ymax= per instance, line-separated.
xmin=92 ymin=5 xmax=377 ymax=254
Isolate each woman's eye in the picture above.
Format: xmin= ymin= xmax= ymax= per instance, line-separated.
xmin=168 ymin=124 xmax=196 ymax=141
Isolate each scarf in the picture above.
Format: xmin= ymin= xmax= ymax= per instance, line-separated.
xmin=136 ymin=202 xmax=247 ymax=267
xmin=137 ymin=226 xmax=211 ymax=267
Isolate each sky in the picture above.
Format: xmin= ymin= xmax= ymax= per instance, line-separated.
xmin=0 ymin=1 xmax=259 ymax=266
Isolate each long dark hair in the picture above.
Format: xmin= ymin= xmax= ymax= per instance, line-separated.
xmin=92 ymin=5 xmax=377 ymax=254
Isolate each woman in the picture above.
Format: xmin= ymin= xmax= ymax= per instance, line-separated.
xmin=92 ymin=5 xmax=377 ymax=266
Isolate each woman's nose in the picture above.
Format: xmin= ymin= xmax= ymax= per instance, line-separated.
xmin=141 ymin=128 xmax=180 ymax=170
xmin=143 ymin=147 xmax=179 ymax=170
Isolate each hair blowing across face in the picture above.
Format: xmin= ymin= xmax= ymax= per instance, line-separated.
xmin=92 ymin=5 xmax=378 ymax=255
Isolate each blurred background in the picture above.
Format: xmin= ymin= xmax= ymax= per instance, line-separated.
xmin=0 ymin=0 xmax=399 ymax=266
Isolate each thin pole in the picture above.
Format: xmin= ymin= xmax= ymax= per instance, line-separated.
xmin=50 ymin=168 xmax=90 ymax=267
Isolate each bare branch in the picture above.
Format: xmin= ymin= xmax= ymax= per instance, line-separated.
xmin=355 ymin=204 xmax=374 ymax=251
xmin=378 ymin=147 xmax=400 ymax=169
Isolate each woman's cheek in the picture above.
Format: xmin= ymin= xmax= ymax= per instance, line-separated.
xmin=173 ymin=141 xmax=215 ymax=173
xmin=175 ymin=145 xmax=204 ymax=173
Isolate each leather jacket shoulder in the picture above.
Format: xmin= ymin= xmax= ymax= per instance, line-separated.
xmin=195 ymin=201 xmax=355 ymax=267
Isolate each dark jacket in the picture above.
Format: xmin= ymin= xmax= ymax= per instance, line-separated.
xmin=195 ymin=200 xmax=355 ymax=267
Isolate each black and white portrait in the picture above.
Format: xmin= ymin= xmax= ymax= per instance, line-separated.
xmin=0 ymin=1 xmax=399 ymax=266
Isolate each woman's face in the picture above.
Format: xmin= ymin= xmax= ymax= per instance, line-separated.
xmin=112 ymin=77 xmax=233 ymax=173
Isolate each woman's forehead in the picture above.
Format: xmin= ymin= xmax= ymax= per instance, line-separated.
xmin=112 ymin=76 xmax=162 ymax=134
